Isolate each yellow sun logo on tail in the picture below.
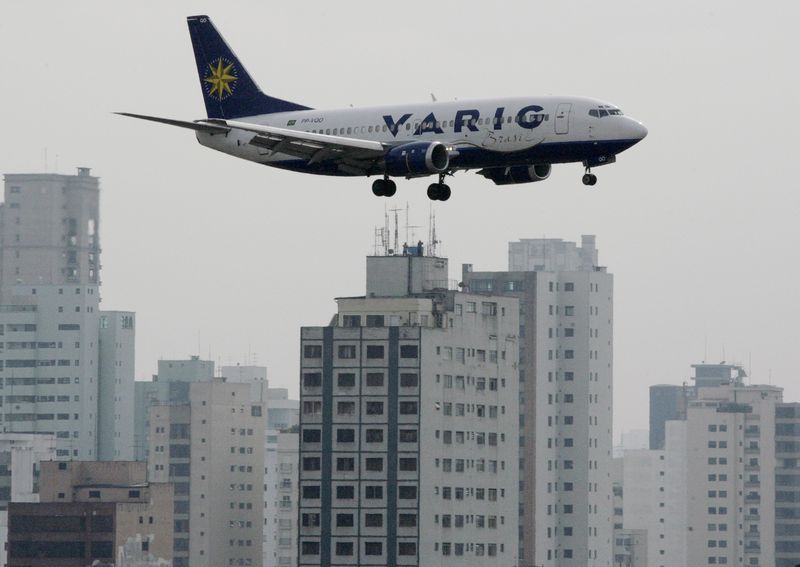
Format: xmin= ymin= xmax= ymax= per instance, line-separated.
xmin=204 ymin=58 xmax=237 ymax=101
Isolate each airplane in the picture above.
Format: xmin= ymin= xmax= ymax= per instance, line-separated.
xmin=118 ymin=15 xmax=647 ymax=201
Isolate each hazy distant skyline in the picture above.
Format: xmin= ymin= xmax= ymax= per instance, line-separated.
xmin=2 ymin=1 xmax=798 ymax=436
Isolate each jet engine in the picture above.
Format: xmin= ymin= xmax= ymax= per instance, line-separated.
xmin=482 ymin=164 xmax=551 ymax=185
xmin=384 ymin=141 xmax=449 ymax=177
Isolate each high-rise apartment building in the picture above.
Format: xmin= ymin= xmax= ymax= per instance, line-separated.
xmin=0 ymin=169 xmax=135 ymax=461
xmin=624 ymin=363 xmax=800 ymax=567
xmin=299 ymin=251 xmax=520 ymax=567
xmin=649 ymin=384 xmax=688 ymax=450
xmin=148 ymin=378 xmax=266 ymax=567
xmin=221 ymin=364 xmax=301 ymax=567
xmin=462 ymin=235 xmax=614 ymax=567
xmin=133 ymin=356 xmax=215 ymax=461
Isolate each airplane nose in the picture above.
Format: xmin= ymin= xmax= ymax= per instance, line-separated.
xmin=627 ymin=118 xmax=648 ymax=140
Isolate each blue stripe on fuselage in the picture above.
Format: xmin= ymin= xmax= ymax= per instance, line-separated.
xmin=267 ymin=138 xmax=640 ymax=177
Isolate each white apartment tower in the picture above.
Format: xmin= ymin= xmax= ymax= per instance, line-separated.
xmin=148 ymin=378 xmax=266 ymax=567
xmin=0 ymin=169 xmax=135 ymax=461
xmin=462 ymin=235 xmax=614 ymax=567
xmin=299 ymin=251 xmax=519 ymax=567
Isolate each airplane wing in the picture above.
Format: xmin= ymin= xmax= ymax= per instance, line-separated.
xmin=116 ymin=112 xmax=388 ymax=175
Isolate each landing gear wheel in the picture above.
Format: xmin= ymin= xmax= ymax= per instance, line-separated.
xmin=372 ymin=179 xmax=386 ymax=196
xmin=427 ymin=183 xmax=440 ymax=200
xmin=383 ymin=179 xmax=397 ymax=197
xmin=439 ymin=184 xmax=451 ymax=201
xmin=582 ymin=173 xmax=597 ymax=186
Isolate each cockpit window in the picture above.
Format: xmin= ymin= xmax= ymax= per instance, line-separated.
xmin=589 ymin=105 xmax=623 ymax=118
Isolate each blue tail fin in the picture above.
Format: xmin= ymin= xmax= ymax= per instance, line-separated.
xmin=187 ymin=15 xmax=311 ymax=119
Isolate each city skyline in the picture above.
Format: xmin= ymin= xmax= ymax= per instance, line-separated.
xmin=2 ymin=0 xmax=798 ymax=442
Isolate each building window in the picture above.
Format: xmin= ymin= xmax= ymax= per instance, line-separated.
xmin=400 ymin=401 xmax=418 ymax=415
xmin=342 ymin=315 xmax=361 ymax=328
xmin=336 ymin=514 xmax=354 ymax=527
xmin=366 ymin=428 xmax=383 ymax=443
xmin=400 ymin=373 xmax=419 ymax=387
xmin=301 ymin=541 xmax=320 ymax=555
xmin=88 ymin=490 xmax=101 ymax=498
xmin=366 ymin=401 xmax=384 ymax=415
xmin=303 ymin=458 xmax=321 ymax=471
xmin=337 ymin=373 xmax=356 ymax=388
xmin=365 ymin=485 xmax=383 ymax=499
xmin=564 ymin=350 xmax=575 ymax=359
xmin=366 ymin=458 xmax=384 ymax=472
xmin=303 ymin=345 xmax=322 ymax=358
xmin=366 ymin=345 xmax=385 ymax=359
xmin=399 ymin=458 xmax=417 ymax=471
xmin=337 ymin=458 xmax=355 ymax=471
xmin=337 ymin=401 xmax=356 ymax=416
xmin=302 ymin=513 xmax=321 ymax=527
xmin=302 ymin=486 xmax=320 ymax=499
xmin=336 ymin=485 xmax=355 ymax=499
xmin=399 ymin=513 xmax=417 ymax=527
xmin=337 ymin=428 xmax=355 ymax=443
xmin=303 ymin=373 xmax=322 ymax=388
xmin=338 ymin=345 xmax=357 ymax=359
xmin=366 ymin=315 xmax=385 ymax=327
xmin=400 ymin=345 xmax=419 ymax=358
xmin=366 ymin=373 xmax=384 ymax=387
xmin=365 ymin=513 xmax=383 ymax=527
xmin=364 ymin=542 xmax=383 ymax=556
xmin=398 ymin=485 xmax=417 ymax=499
xmin=399 ymin=542 xmax=417 ymax=556
xmin=302 ymin=429 xmax=321 ymax=443
xmin=399 ymin=429 xmax=418 ymax=443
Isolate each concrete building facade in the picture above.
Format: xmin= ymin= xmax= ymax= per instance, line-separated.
xmin=0 ymin=169 xmax=135 ymax=462
xmin=462 ymin=235 xmax=614 ymax=567
xmin=7 ymin=460 xmax=173 ymax=567
xmin=149 ymin=378 xmax=266 ymax=567
xmin=299 ymin=252 xmax=519 ymax=567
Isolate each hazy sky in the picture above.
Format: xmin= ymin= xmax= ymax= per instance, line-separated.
xmin=2 ymin=0 xmax=798 ymax=437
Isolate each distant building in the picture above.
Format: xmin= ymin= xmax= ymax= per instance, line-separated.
xmin=0 ymin=169 xmax=135 ymax=461
xmin=649 ymin=384 xmax=688 ymax=450
xmin=7 ymin=460 xmax=173 ymax=567
xmin=221 ymin=364 xmax=301 ymax=567
xmin=625 ymin=363 xmax=800 ymax=567
xmin=463 ymin=235 xmax=614 ymax=567
xmin=299 ymin=252 xmax=519 ymax=567
xmin=0 ymin=433 xmax=56 ymax=567
xmin=133 ymin=356 xmax=215 ymax=461
xmin=148 ymin=378 xmax=266 ymax=567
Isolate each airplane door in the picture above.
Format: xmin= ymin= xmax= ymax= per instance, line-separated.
xmin=555 ymin=103 xmax=572 ymax=134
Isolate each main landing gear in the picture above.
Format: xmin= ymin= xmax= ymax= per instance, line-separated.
xmin=371 ymin=177 xmax=397 ymax=197
xmin=582 ymin=168 xmax=598 ymax=186
xmin=427 ymin=173 xmax=451 ymax=201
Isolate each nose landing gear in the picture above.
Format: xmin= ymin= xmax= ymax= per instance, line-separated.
xmin=582 ymin=167 xmax=598 ymax=186
xmin=371 ymin=177 xmax=397 ymax=197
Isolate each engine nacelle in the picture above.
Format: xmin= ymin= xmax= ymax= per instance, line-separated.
xmin=384 ymin=141 xmax=449 ymax=177
xmin=484 ymin=164 xmax=552 ymax=185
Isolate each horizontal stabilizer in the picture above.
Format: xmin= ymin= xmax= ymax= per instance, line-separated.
xmin=114 ymin=112 xmax=230 ymax=134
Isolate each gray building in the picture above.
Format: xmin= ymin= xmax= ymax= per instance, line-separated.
xmin=299 ymin=251 xmax=520 ymax=567
xmin=649 ymin=384 xmax=687 ymax=450
xmin=462 ymin=236 xmax=614 ymax=567
xmin=133 ymin=356 xmax=214 ymax=461
xmin=774 ymin=402 xmax=800 ymax=567
xmin=0 ymin=169 xmax=135 ymax=461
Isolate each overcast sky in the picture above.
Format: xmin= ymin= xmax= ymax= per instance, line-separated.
xmin=2 ymin=0 xmax=798 ymax=438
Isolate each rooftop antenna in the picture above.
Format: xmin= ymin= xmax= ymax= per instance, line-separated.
xmin=389 ymin=205 xmax=403 ymax=253
xmin=430 ymin=93 xmax=437 ymax=102
xmin=44 ymin=148 xmax=48 ymax=172
xmin=428 ymin=204 xmax=441 ymax=257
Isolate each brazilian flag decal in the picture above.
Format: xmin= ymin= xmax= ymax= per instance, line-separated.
xmin=287 ymin=119 xmax=296 ymax=126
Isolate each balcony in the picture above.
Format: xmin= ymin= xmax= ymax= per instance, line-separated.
xmin=744 ymin=494 xmax=761 ymax=504
xmin=744 ymin=481 xmax=760 ymax=488
xmin=744 ymin=445 xmax=760 ymax=454
xmin=744 ymin=514 xmax=760 ymax=521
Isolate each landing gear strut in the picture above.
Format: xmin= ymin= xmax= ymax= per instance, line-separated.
xmin=582 ymin=167 xmax=597 ymax=186
xmin=371 ymin=177 xmax=397 ymax=197
xmin=427 ymin=173 xmax=452 ymax=201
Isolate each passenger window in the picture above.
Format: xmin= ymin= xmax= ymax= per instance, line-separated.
xmin=382 ymin=125 xmax=387 ymax=132
xmin=589 ymin=110 xmax=598 ymax=117
xmin=507 ymin=116 xmax=512 ymax=123
xmin=325 ymin=129 xmax=331 ymax=135
xmin=333 ymin=128 xmax=338 ymax=135
xmin=406 ymin=123 xmax=411 ymax=130
xmin=599 ymin=109 xmax=608 ymax=117
xmin=347 ymin=127 xmax=352 ymax=135
xmin=368 ymin=126 xmax=373 ymax=133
